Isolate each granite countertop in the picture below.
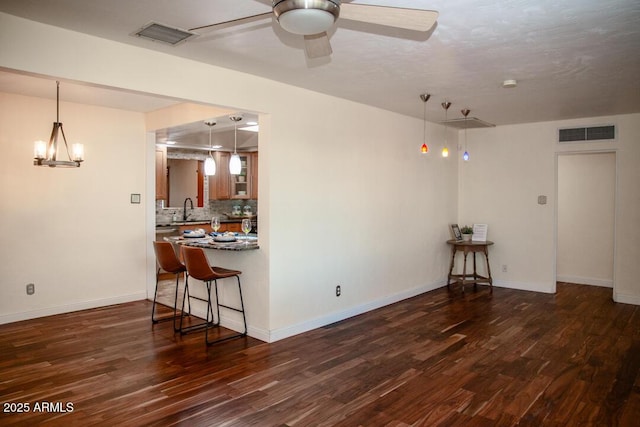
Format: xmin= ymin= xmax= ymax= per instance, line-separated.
xmin=165 ymin=235 xmax=259 ymax=251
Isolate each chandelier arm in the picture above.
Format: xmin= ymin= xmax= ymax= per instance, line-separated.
xmin=58 ymin=123 xmax=73 ymax=161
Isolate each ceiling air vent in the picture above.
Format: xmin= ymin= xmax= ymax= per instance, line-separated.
xmin=559 ymin=125 xmax=615 ymax=143
xmin=132 ymin=22 xmax=197 ymax=46
xmin=440 ymin=117 xmax=495 ymax=129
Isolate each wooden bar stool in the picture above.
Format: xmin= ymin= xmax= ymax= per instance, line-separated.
xmin=152 ymin=241 xmax=189 ymax=331
xmin=180 ymin=246 xmax=247 ymax=345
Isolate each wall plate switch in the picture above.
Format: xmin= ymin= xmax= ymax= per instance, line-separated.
xmin=538 ymin=195 xmax=547 ymax=205
xmin=336 ymin=285 xmax=341 ymax=297
xmin=26 ymin=283 xmax=35 ymax=295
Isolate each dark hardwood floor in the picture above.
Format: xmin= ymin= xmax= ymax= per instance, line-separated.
xmin=1 ymin=283 xmax=639 ymax=426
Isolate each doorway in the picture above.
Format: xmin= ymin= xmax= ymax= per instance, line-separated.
xmin=557 ymin=152 xmax=616 ymax=288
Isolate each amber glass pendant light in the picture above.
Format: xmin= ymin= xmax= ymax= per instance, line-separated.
xmin=420 ymin=93 xmax=431 ymax=154
xmin=441 ymin=101 xmax=451 ymax=158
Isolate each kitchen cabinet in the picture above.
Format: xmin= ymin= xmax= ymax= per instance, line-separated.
xmin=221 ymin=222 xmax=242 ymax=233
xmin=250 ymin=152 xmax=258 ymax=199
xmin=177 ymin=222 xmax=241 ymax=233
xmin=209 ymin=151 xmax=258 ymax=201
xmin=155 ymin=145 xmax=167 ymax=200
xmin=231 ymin=154 xmax=251 ymax=199
xmin=208 ymin=151 xmax=230 ymax=200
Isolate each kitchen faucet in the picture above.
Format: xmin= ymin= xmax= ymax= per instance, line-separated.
xmin=183 ymin=197 xmax=193 ymax=221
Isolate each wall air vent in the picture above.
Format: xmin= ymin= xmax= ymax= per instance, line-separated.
xmin=559 ymin=125 xmax=615 ymax=143
xmin=132 ymin=22 xmax=198 ymax=46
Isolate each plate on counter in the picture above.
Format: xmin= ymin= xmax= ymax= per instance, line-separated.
xmin=213 ymin=234 xmax=237 ymax=242
xmin=183 ymin=230 xmax=206 ymax=238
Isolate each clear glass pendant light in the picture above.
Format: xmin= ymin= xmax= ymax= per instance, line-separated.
xmin=204 ymin=120 xmax=216 ymax=176
xmin=229 ymin=115 xmax=243 ymax=175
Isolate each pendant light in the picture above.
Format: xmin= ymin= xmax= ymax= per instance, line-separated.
xmin=204 ymin=120 xmax=216 ymax=176
xmin=420 ymin=93 xmax=431 ymax=154
xmin=33 ymin=81 xmax=84 ymax=168
xmin=461 ymin=108 xmax=470 ymax=161
xmin=441 ymin=101 xmax=451 ymax=158
xmin=229 ymin=115 xmax=243 ymax=175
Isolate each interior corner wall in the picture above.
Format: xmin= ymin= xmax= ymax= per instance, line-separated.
xmin=458 ymin=113 xmax=640 ymax=303
xmin=0 ymin=91 xmax=148 ymax=323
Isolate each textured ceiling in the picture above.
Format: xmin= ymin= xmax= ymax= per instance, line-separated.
xmin=0 ymin=0 xmax=639 ymax=127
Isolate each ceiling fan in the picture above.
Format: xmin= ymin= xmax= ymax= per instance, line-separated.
xmin=190 ymin=0 xmax=439 ymax=59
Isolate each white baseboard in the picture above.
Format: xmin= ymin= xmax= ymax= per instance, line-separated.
xmin=556 ymin=275 xmax=613 ymax=288
xmin=492 ymin=279 xmax=555 ymax=294
xmin=613 ymin=291 xmax=640 ymax=306
xmin=0 ymin=292 xmax=146 ymax=325
xmin=267 ymin=279 xmax=446 ymax=343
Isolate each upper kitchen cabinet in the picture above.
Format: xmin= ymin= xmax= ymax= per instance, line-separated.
xmin=230 ymin=154 xmax=251 ymax=199
xmin=155 ymin=145 xmax=167 ymax=200
xmin=250 ymin=152 xmax=258 ymax=199
xmin=209 ymin=151 xmax=258 ymax=200
xmin=209 ymin=151 xmax=231 ymax=200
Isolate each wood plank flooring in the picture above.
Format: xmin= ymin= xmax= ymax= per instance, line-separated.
xmin=1 ymin=283 xmax=639 ymax=426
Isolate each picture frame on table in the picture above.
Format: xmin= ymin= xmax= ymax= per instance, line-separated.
xmin=450 ymin=224 xmax=462 ymax=241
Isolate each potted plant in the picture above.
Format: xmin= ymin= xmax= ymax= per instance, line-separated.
xmin=461 ymin=225 xmax=473 ymax=241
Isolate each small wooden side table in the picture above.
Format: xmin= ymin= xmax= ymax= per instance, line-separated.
xmin=446 ymin=240 xmax=494 ymax=292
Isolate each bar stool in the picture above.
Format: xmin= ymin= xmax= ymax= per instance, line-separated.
xmin=180 ymin=246 xmax=247 ymax=345
xmin=152 ymin=241 xmax=189 ymax=331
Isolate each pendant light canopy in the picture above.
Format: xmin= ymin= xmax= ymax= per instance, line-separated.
xmin=204 ymin=120 xmax=216 ymax=176
xmin=461 ymin=108 xmax=470 ymax=161
xmin=229 ymin=115 xmax=243 ymax=175
xmin=420 ymin=93 xmax=431 ymax=154
xmin=441 ymin=101 xmax=451 ymax=158
xmin=33 ymin=81 xmax=84 ymax=168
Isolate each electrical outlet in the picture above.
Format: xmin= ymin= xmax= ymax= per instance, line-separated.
xmin=336 ymin=285 xmax=341 ymax=297
xmin=502 ymin=265 xmax=508 ymax=273
xmin=26 ymin=283 xmax=35 ymax=295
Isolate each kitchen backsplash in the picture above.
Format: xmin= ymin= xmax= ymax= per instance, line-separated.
xmin=156 ymin=199 xmax=257 ymax=224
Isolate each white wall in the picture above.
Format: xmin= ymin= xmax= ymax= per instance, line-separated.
xmin=0 ymin=13 xmax=459 ymax=339
xmin=2 ymin=12 xmax=638 ymax=338
xmin=458 ymin=113 xmax=640 ymax=304
xmin=557 ymin=153 xmax=615 ymax=287
xmin=0 ymin=91 xmax=147 ymax=322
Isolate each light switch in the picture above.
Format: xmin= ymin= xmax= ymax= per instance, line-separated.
xmin=538 ymin=195 xmax=547 ymax=205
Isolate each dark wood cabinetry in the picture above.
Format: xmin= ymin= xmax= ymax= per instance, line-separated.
xmin=208 ymin=151 xmax=258 ymax=201
xmin=155 ymin=146 xmax=167 ymax=200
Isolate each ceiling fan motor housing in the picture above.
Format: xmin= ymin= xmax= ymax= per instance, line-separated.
xmin=273 ymin=0 xmax=341 ymax=35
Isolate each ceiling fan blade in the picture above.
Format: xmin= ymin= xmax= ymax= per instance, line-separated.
xmin=304 ymin=33 xmax=333 ymax=59
xmin=189 ymin=12 xmax=272 ymax=32
xmin=339 ymin=4 xmax=438 ymax=32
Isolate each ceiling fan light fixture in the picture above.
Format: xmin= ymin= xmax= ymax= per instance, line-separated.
xmin=273 ymin=0 xmax=340 ymax=35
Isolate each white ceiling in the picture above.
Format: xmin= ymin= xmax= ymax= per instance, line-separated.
xmin=0 ymin=0 xmax=639 ymax=127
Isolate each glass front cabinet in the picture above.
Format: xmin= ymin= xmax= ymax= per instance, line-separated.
xmin=209 ymin=152 xmax=257 ymax=201
xmin=231 ymin=154 xmax=251 ymax=199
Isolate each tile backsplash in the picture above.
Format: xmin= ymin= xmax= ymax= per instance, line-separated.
xmin=156 ymin=199 xmax=257 ymax=224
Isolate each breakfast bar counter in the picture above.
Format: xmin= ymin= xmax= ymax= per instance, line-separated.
xmin=165 ymin=235 xmax=259 ymax=251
